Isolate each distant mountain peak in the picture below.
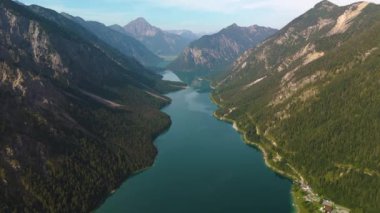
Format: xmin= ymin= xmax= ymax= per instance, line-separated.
xmin=228 ymin=23 xmax=239 ymax=28
xmin=248 ymin=24 xmax=260 ymax=29
xmin=314 ymin=0 xmax=338 ymax=9
xmin=121 ymin=17 xmax=192 ymax=56
xmin=124 ymin=17 xmax=159 ymax=37
xmin=222 ymin=23 xmax=241 ymax=32
xmin=247 ymin=25 xmax=261 ymax=33
xmin=130 ymin=17 xmax=151 ymax=26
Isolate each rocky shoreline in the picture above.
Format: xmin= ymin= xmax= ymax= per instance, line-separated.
xmin=210 ymin=94 xmax=350 ymax=213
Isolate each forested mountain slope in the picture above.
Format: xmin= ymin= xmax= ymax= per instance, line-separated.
xmin=213 ymin=1 xmax=380 ymax=211
xmin=0 ymin=0 xmax=183 ymax=212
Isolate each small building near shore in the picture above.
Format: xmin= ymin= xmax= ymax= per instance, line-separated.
xmin=322 ymin=200 xmax=334 ymax=213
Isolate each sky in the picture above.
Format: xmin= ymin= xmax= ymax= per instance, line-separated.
xmin=18 ymin=0 xmax=380 ymax=33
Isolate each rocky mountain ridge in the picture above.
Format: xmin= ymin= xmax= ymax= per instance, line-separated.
xmin=213 ymin=1 xmax=380 ymax=211
xmin=168 ymin=23 xmax=277 ymax=74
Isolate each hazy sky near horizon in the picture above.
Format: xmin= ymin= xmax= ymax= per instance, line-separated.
xmin=19 ymin=0 xmax=380 ymax=32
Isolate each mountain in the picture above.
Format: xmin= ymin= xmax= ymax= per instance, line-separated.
xmin=61 ymin=14 xmax=163 ymax=67
xmin=213 ymin=1 xmax=380 ymax=212
xmin=168 ymin=24 xmax=277 ymax=74
xmin=109 ymin=23 xmax=126 ymax=34
xmin=112 ymin=17 xmax=192 ymax=57
xmin=166 ymin=29 xmax=200 ymax=41
xmin=0 ymin=1 xmax=184 ymax=212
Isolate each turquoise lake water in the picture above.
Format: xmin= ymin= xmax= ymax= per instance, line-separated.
xmin=97 ymin=71 xmax=292 ymax=213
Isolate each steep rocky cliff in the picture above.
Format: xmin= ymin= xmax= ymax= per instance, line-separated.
xmin=0 ymin=1 xmax=183 ymax=212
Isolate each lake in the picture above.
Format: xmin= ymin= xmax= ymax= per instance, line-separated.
xmin=97 ymin=71 xmax=292 ymax=213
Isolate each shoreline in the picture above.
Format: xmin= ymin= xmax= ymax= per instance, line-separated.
xmin=211 ymin=111 xmax=297 ymax=182
xmin=98 ymin=82 xmax=345 ymax=212
xmin=209 ymin=94 xmax=349 ymax=213
xmin=96 ymin=86 xmax=184 ymax=211
xmin=209 ymin=95 xmax=287 ymax=174
xmin=96 ymin=126 xmax=170 ymax=210
xmin=99 ymin=83 xmax=292 ymax=212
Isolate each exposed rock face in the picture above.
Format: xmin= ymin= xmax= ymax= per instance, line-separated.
xmin=113 ymin=17 xmax=192 ymax=56
xmin=168 ymin=24 xmax=277 ymax=73
xmin=0 ymin=1 xmax=183 ymax=212
xmin=214 ymin=1 xmax=380 ymax=211
xmin=327 ymin=2 xmax=369 ymax=35
xmin=124 ymin=17 xmax=160 ymax=37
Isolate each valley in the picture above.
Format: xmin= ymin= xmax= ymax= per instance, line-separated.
xmin=97 ymin=71 xmax=292 ymax=213
xmin=1 ymin=0 xmax=380 ymax=212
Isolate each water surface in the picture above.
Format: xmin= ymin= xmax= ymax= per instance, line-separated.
xmin=97 ymin=71 xmax=292 ymax=213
